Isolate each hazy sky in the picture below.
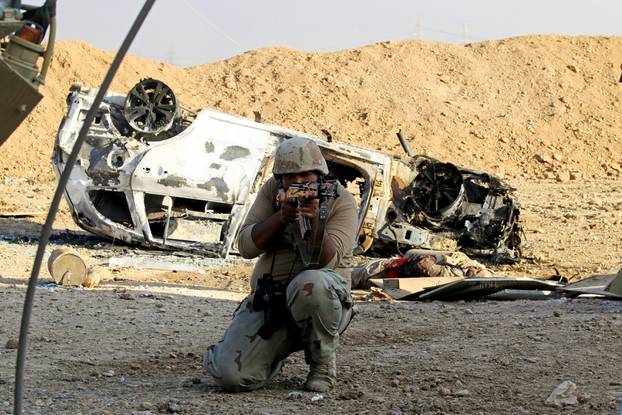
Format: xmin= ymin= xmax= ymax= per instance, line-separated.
xmin=52 ymin=0 xmax=622 ymax=67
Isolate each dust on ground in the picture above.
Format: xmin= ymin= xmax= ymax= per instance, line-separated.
xmin=1 ymin=35 xmax=622 ymax=414
xmin=0 ymin=179 xmax=621 ymax=414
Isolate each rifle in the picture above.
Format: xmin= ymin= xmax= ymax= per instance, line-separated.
xmin=275 ymin=180 xmax=339 ymax=268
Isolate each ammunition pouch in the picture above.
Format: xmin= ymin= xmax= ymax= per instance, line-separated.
xmin=252 ymin=273 xmax=287 ymax=340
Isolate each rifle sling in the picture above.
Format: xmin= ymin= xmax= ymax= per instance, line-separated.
xmin=294 ymin=199 xmax=329 ymax=269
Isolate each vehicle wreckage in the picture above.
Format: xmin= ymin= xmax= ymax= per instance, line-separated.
xmin=52 ymin=78 xmax=522 ymax=261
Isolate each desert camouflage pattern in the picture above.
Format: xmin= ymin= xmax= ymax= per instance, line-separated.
xmin=272 ymin=136 xmax=329 ymax=175
xmin=350 ymin=249 xmax=492 ymax=289
xmin=204 ymin=269 xmax=352 ymax=392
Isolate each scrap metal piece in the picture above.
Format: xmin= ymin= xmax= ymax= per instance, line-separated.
xmin=484 ymin=289 xmax=562 ymax=301
xmin=606 ymin=269 xmax=622 ymax=296
xmin=559 ymin=273 xmax=622 ymax=300
xmin=124 ymin=78 xmax=178 ymax=135
xmin=47 ymin=248 xmax=88 ymax=286
xmin=108 ymin=256 xmax=206 ymax=273
xmin=416 ymin=277 xmax=564 ymax=301
xmin=162 ymin=195 xmax=173 ymax=244
xmin=396 ymin=129 xmax=414 ymax=157
xmin=411 ymin=161 xmax=464 ymax=221
xmin=0 ymin=210 xmax=45 ymax=217
xmin=370 ymin=276 xmax=463 ymax=300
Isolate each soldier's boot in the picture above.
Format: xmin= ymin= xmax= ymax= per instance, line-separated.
xmin=305 ymin=358 xmax=336 ymax=392
xmin=287 ymin=270 xmax=351 ymax=392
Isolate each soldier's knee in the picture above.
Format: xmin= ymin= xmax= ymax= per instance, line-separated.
xmin=212 ymin=363 xmax=273 ymax=392
xmin=288 ymin=272 xmax=345 ymax=322
xmin=214 ymin=366 xmax=245 ymax=393
xmin=204 ymin=347 xmax=244 ymax=392
xmin=290 ymin=271 xmax=334 ymax=308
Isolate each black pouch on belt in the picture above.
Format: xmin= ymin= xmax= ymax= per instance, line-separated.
xmin=252 ymin=273 xmax=288 ymax=340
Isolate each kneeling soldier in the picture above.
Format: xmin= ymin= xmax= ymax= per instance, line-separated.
xmin=204 ymin=136 xmax=358 ymax=392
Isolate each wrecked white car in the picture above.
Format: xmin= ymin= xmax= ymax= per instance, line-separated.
xmin=52 ymin=79 xmax=522 ymax=261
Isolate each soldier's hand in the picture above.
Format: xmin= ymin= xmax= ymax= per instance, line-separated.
xmin=298 ymin=197 xmax=319 ymax=219
xmin=279 ymin=198 xmax=300 ymax=224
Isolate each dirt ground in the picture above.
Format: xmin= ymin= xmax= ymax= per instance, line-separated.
xmin=0 ymin=178 xmax=621 ymax=415
xmin=1 ymin=34 xmax=622 ymax=414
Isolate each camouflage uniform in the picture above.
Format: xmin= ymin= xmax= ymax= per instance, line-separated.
xmin=351 ymin=248 xmax=492 ymax=289
xmin=204 ymin=269 xmax=352 ymax=392
xmin=204 ymin=136 xmax=358 ymax=392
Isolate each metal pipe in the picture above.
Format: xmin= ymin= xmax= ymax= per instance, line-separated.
xmin=396 ymin=129 xmax=414 ymax=157
xmin=163 ymin=196 xmax=173 ymax=244
xmin=35 ymin=14 xmax=55 ymax=85
xmin=13 ymin=1 xmax=156 ymax=413
xmin=19 ymin=4 xmax=39 ymax=11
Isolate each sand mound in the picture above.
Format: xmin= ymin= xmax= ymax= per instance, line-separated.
xmin=2 ymin=35 xmax=622 ymax=181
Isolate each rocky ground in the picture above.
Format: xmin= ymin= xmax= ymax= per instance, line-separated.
xmin=1 ymin=34 xmax=622 ymax=414
xmin=0 ymin=179 xmax=621 ymax=414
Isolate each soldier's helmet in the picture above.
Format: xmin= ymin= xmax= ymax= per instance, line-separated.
xmin=272 ymin=136 xmax=329 ymax=176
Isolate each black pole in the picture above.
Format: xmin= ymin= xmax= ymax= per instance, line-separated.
xmin=13 ymin=1 xmax=156 ymax=413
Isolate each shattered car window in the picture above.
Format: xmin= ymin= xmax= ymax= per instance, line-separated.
xmin=53 ymin=79 xmax=522 ymax=262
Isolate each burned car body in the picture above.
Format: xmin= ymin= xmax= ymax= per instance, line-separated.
xmin=52 ymin=79 xmax=521 ymax=261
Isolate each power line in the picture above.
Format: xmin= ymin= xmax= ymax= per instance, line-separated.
xmin=134 ymin=53 xmax=223 ymax=66
xmin=414 ymin=23 xmax=482 ymax=42
xmin=13 ymin=2 xmax=156 ymax=413
xmin=181 ymin=0 xmax=244 ymax=49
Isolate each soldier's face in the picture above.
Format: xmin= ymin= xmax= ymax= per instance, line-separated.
xmin=281 ymin=171 xmax=319 ymax=189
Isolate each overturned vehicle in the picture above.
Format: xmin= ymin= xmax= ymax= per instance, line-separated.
xmin=52 ymin=79 xmax=522 ymax=261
